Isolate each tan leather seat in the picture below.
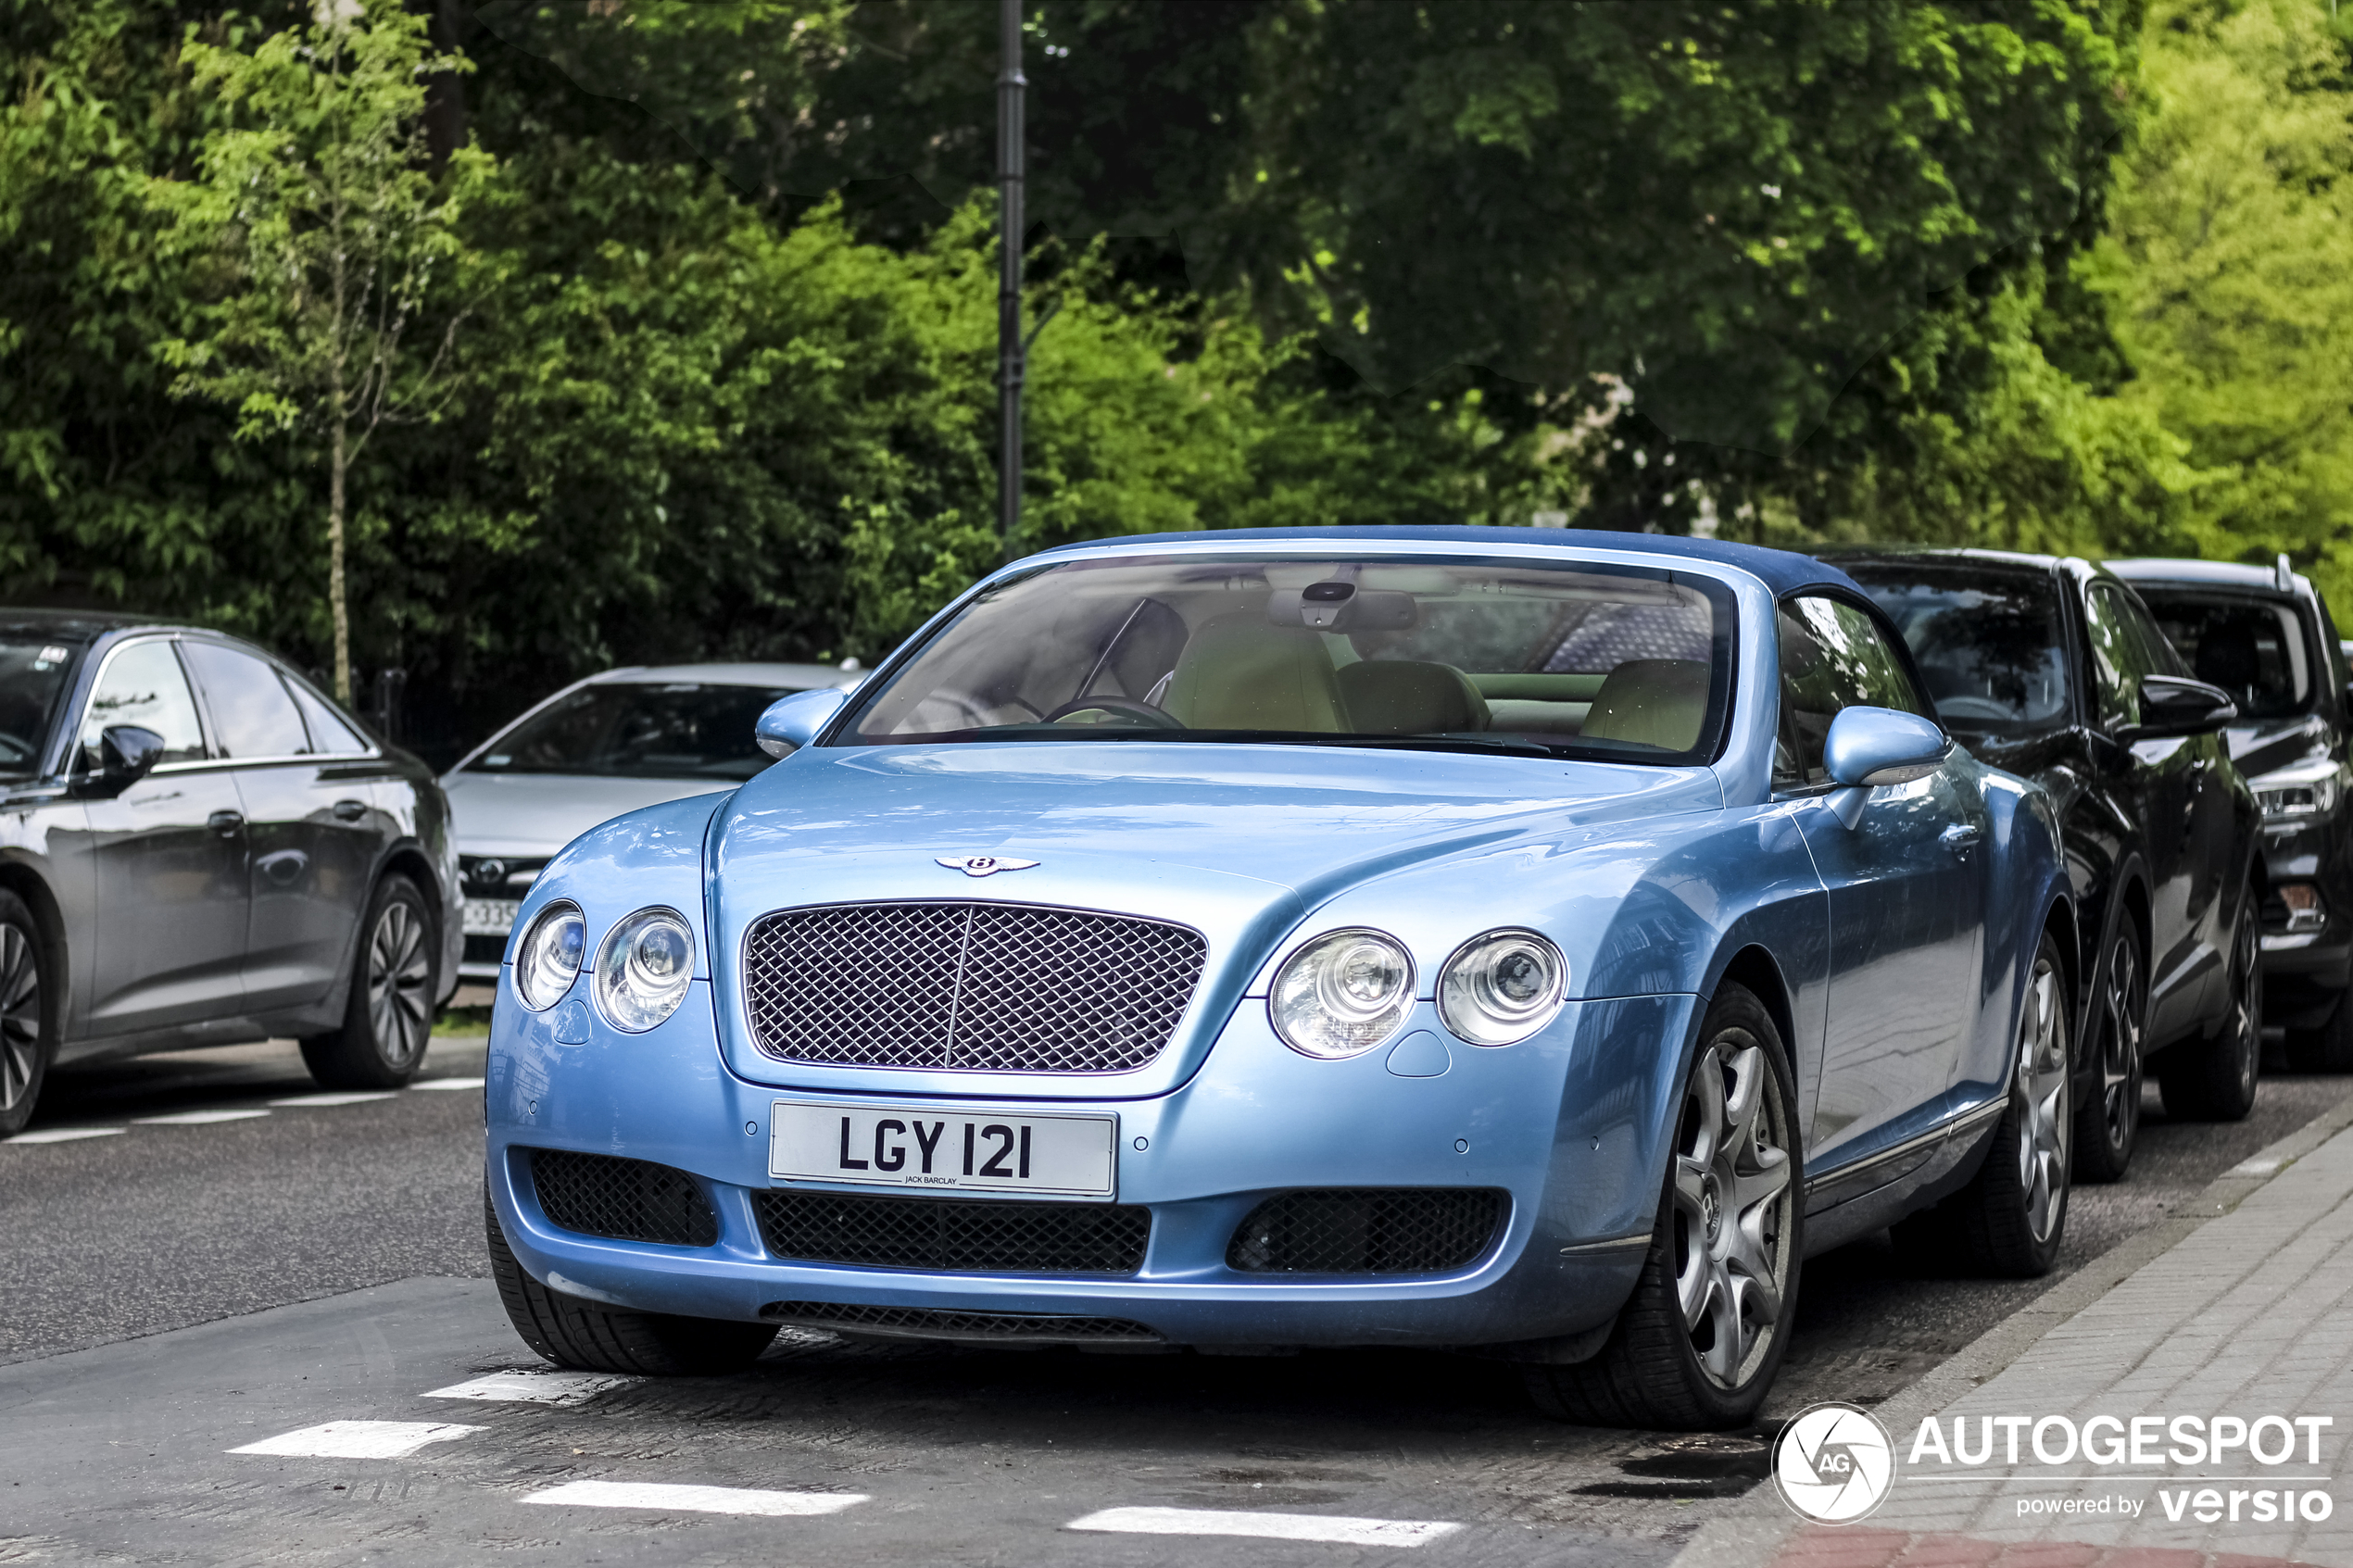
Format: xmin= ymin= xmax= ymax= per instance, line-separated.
xmin=1580 ymin=659 xmax=1712 ymax=750
xmin=1160 ymin=613 xmax=1349 ymax=732
xmin=1336 ymin=661 xmax=1490 ymax=734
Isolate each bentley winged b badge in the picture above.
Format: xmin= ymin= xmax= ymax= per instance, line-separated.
xmin=936 ymin=856 xmax=1040 ymax=878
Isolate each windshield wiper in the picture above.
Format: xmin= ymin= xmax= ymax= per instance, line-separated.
xmin=1297 ymin=734 xmax=1570 ymax=759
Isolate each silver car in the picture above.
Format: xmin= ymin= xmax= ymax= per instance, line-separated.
xmin=443 ymin=662 xmax=862 ymax=981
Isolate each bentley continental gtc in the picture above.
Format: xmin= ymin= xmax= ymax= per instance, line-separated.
xmin=482 ymin=528 xmax=2073 ymax=1429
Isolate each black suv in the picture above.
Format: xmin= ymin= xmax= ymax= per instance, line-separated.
xmin=2108 ymin=558 xmax=2353 ymax=1071
xmin=1822 ymin=549 xmax=2264 ymax=1182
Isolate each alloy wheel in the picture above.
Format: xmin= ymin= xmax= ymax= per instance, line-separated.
xmin=1670 ymin=1035 xmax=1794 ymax=1390
xmin=2096 ymin=934 xmax=2144 ymax=1152
xmin=2225 ymin=906 xmax=2261 ymax=1098
xmin=0 ymin=922 xmax=39 ymax=1112
xmin=368 ymin=901 xmax=433 ymax=1072
xmin=2016 ymin=957 xmax=2071 ymax=1247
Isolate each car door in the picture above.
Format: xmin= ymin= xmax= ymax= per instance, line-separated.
xmin=181 ymin=640 xmax=379 ymax=1014
xmin=76 ymin=636 xmax=252 ymax=1036
xmin=2083 ymin=582 xmax=2211 ymax=1044
xmin=1780 ymin=593 xmax=1992 ymax=1185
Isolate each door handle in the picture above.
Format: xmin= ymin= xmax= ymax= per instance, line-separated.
xmin=1940 ymin=823 xmax=1982 ymax=855
xmin=207 ymin=809 xmax=245 ymax=837
xmin=333 ymin=798 xmax=367 ymax=822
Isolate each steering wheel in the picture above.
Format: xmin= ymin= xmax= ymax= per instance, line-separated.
xmin=1934 ymin=696 xmax=2014 ymax=722
xmin=1042 ymin=697 xmax=1185 ymax=730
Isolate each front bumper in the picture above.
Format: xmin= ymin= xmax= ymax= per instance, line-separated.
xmin=2259 ymin=816 xmax=2353 ymax=1022
xmin=484 ymin=973 xmax=1692 ymax=1349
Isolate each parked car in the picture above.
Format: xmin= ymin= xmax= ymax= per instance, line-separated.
xmin=442 ymin=662 xmax=863 ymax=982
xmin=0 ymin=610 xmax=460 ymax=1135
xmin=483 ymin=527 xmax=2074 ymax=1430
xmin=2108 ymin=557 xmax=2353 ymax=1071
xmin=1824 ymin=548 xmax=2265 ymax=1185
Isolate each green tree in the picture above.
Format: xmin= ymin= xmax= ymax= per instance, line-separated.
xmin=147 ymin=0 xmax=486 ymax=701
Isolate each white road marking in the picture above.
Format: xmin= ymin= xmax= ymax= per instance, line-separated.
xmin=522 ymin=1481 xmax=868 ymax=1516
xmin=7 ymin=1127 xmax=127 ymax=1144
xmin=268 ymin=1092 xmax=397 ymax=1107
xmin=230 ymin=1420 xmax=482 ymax=1459
xmin=133 ymin=1110 xmax=270 ymax=1125
xmin=423 ymin=1369 xmax=637 ymax=1406
xmin=1067 ymin=1507 xmax=1463 ymax=1548
xmin=409 ymin=1077 xmax=486 ymax=1091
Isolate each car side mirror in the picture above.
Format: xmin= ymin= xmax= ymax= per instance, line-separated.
xmin=77 ymin=724 xmax=166 ymax=798
xmin=2131 ymin=674 xmax=2237 ymax=739
xmin=755 ymin=688 xmax=850 ymax=758
xmin=1825 ymin=707 xmax=1953 ymax=789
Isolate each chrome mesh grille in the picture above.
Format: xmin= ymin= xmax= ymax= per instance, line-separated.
xmin=742 ymin=901 xmax=1207 ymax=1073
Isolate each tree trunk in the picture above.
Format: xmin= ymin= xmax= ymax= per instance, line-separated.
xmin=331 ymin=411 xmax=350 ymax=707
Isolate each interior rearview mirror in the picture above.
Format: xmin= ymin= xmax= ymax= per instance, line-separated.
xmin=2132 ymin=674 xmax=2237 ymax=739
xmin=756 ymin=687 xmax=851 ymax=758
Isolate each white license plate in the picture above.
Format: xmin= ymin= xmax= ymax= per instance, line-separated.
xmin=768 ymin=1100 xmax=1117 ymax=1198
xmin=464 ymin=897 xmax=522 ymax=937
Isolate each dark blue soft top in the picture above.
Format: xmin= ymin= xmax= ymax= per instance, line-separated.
xmin=1028 ymin=525 xmax=1863 ymax=600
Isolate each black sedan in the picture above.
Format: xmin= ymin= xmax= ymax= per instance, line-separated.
xmin=2109 ymin=557 xmax=2353 ymax=1071
xmin=0 ymin=610 xmax=460 ymax=1135
xmin=1821 ymin=549 xmax=2264 ymax=1182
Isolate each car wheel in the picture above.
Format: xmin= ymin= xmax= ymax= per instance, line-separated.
xmin=2157 ymin=883 xmax=2262 ymax=1122
xmin=2071 ymin=914 xmax=2145 ymax=1183
xmin=1901 ymin=929 xmax=2071 ymax=1277
xmin=0 ymin=890 xmax=57 ymax=1139
xmin=300 ymin=875 xmax=435 ymax=1090
xmin=1524 ymin=983 xmax=1801 ymax=1430
xmin=486 ymin=1188 xmax=777 ymax=1375
xmin=2284 ymin=991 xmax=2353 ymax=1073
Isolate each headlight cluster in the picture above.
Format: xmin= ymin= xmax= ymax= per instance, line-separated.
xmin=1269 ymin=924 xmax=1566 ymax=1058
xmin=511 ymin=901 xmax=696 ymax=1033
xmin=2254 ymin=756 xmax=2342 ymax=821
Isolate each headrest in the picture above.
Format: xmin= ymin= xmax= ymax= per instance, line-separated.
xmin=1336 ymin=660 xmax=1490 ymax=735
xmin=1579 ymin=659 xmax=1712 ymax=751
xmin=1158 ymin=613 xmax=1349 ymax=733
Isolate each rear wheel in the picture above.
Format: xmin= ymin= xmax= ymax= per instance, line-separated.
xmin=486 ymin=1188 xmax=777 ymax=1374
xmin=2285 ymin=990 xmax=2353 ymax=1073
xmin=1525 ymin=983 xmax=1800 ymax=1429
xmin=2072 ymin=914 xmax=2146 ymax=1183
xmin=301 ymin=875 xmax=435 ymax=1089
xmin=2157 ymin=884 xmax=2262 ymax=1122
xmin=0 ymin=890 xmax=56 ymax=1139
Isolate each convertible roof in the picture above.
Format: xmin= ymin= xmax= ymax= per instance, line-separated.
xmin=1030 ymin=525 xmax=1867 ymax=599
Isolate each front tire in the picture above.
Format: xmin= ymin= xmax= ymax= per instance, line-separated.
xmin=1525 ymin=983 xmax=1801 ymax=1429
xmin=0 ymin=890 xmax=57 ymax=1139
xmin=2157 ymin=883 xmax=2262 ymax=1122
xmin=301 ymin=875 xmax=435 ymax=1090
xmin=487 ymin=1189 xmax=777 ymax=1374
xmin=2072 ymin=913 xmax=2146 ymax=1183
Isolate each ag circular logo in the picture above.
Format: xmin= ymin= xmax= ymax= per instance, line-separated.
xmin=1772 ymin=1402 xmax=1895 ymax=1524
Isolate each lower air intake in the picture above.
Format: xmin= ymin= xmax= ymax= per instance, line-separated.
xmin=755 ymin=1189 xmax=1150 ymax=1274
xmin=758 ymin=1301 xmax=1162 ymax=1345
xmin=528 ymin=1148 xmax=719 ymax=1248
xmin=1227 ymin=1188 xmax=1506 ymax=1274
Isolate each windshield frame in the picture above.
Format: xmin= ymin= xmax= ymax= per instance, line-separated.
xmin=1839 ymin=559 xmax=2081 ymax=744
xmin=463 ymin=676 xmax=819 ymax=783
xmin=822 ymin=545 xmax=1745 ymax=769
xmin=0 ymin=631 xmax=92 ymax=783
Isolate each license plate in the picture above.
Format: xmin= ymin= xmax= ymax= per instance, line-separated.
xmin=464 ymin=897 xmax=522 ymax=937
xmin=768 ymin=1099 xmax=1117 ymax=1198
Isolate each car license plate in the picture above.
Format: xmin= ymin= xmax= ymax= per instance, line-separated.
xmin=768 ymin=1100 xmax=1117 ymax=1198
xmin=463 ymin=897 xmax=522 ymax=937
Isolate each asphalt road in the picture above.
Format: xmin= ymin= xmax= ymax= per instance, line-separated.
xmin=1 ymin=1035 xmax=2347 ymax=1565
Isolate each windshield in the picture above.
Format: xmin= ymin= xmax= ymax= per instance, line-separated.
xmin=468 ymin=682 xmax=812 ymax=781
xmin=836 ymin=554 xmax=1737 ymax=764
xmin=2133 ymin=592 xmax=2310 ymax=721
xmin=0 ymin=636 xmax=79 ymax=777
xmin=1845 ymin=566 xmax=2070 ymax=739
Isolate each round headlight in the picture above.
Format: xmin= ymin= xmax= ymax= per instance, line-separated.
xmin=1269 ymin=928 xmax=1416 ymax=1059
xmin=513 ymin=900 xmax=585 ymax=1011
xmin=1438 ymin=928 xmax=1566 ymax=1047
xmin=592 ymin=907 xmax=697 ymax=1033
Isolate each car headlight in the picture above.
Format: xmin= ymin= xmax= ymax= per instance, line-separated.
xmin=513 ymin=900 xmax=585 ymax=1011
xmin=2253 ymin=756 xmax=2342 ymax=821
xmin=592 ymin=907 xmax=697 ymax=1033
xmin=1438 ymin=929 xmax=1567 ymax=1046
xmin=1269 ymin=928 xmax=1416 ymax=1059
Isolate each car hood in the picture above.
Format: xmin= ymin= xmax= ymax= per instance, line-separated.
xmin=442 ymin=770 xmax=737 ymax=859
xmin=2223 ymin=714 xmax=2331 ymax=779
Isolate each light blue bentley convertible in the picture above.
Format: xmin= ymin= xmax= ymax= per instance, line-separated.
xmin=483 ymin=527 xmax=2073 ymax=1429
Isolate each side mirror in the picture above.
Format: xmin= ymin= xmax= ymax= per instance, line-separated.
xmin=755 ymin=688 xmax=850 ymax=758
xmin=78 ymin=724 xmax=166 ymax=798
xmin=2132 ymin=674 xmax=2237 ymax=738
xmin=1825 ymin=707 xmax=1953 ymax=789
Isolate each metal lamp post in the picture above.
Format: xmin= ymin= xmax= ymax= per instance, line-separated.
xmin=997 ymin=0 xmax=1026 ymax=560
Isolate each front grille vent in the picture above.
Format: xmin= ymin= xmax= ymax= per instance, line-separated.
xmin=529 ymin=1148 xmax=718 ymax=1248
xmin=759 ymin=1301 xmax=1162 ymax=1345
xmin=1227 ymin=1188 xmax=1506 ymax=1275
xmin=742 ymin=900 xmax=1207 ymax=1073
xmin=756 ymin=1189 xmax=1150 ymax=1274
